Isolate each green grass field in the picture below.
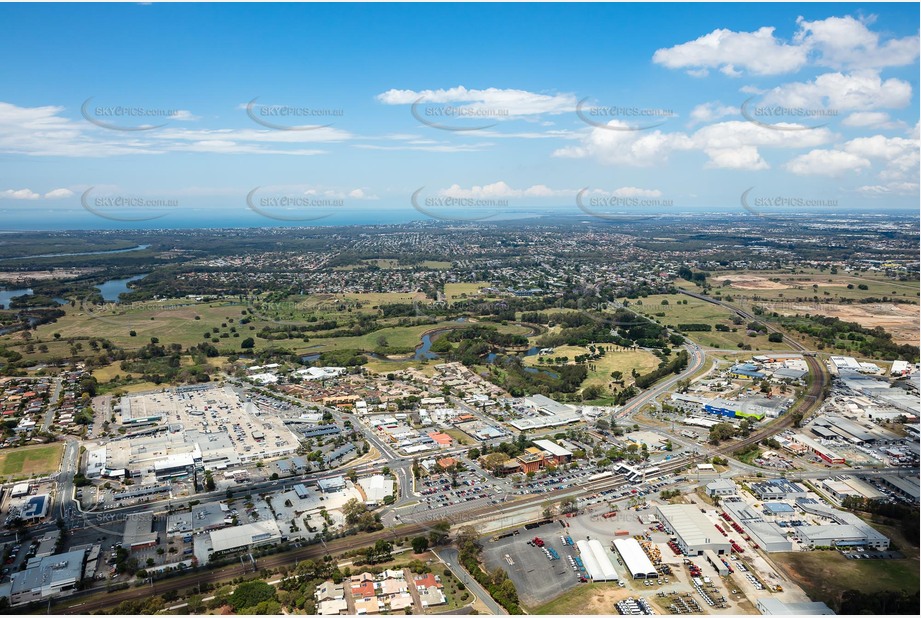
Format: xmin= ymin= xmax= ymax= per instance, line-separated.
xmin=774 ymin=549 xmax=919 ymax=609
xmin=627 ymin=293 xmax=792 ymax=350
xmin=0 ymin=443 xmax=65 ymax=479
xmin=523 ymin=345 xmax=660 ymax=393
xmin=444 ymin=282 xmax=493 ymax=303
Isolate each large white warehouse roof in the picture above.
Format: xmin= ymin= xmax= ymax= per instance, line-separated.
xmin=613 ymin=538 xmax=658 ymax=579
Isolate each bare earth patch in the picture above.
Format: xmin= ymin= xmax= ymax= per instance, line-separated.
xmin=711 ymin=275 xmax=788 ymax=290
xmin=765 ymin=302 xmax=920 ymax=346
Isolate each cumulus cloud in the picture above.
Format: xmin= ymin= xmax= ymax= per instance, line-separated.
xmin=785 ymin=149 xmax=871 ymax=175
xmin=652 ymin=26 xmax=808 ymax=76
xmin=689 ymin=102 xmax=737 ymax=125
xmin=555 ymin=119 xmax=834 ymax=170
xmin=1 ymin=188 xmax=41 ymax=199
xmin=842 ymin=111 xmax=901 ymax=129
xmin=653 ymin=14 xmax=919 ymax=77
xmin=795 ymin=15 xmax=920 ymax=70
xmin=760 ymin=70 xmax=912 ymax=112
xmin=0 ymin=187 xmax=73 ymax=200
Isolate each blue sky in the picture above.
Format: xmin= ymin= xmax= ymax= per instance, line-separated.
xmin=0 ymin=2 xmax=918 ymax=227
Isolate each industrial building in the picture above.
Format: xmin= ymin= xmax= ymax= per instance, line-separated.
xmin=721 ymin=498 xmax=793 ymax=553
xmin=208 ymin=520 xmax=281 ymax=558
xmin=790 ymin=434 xmax=845 ymax=464
xmin=655 ymin=504 xmax=731 ymax=556
xmin=793 ymin=498 xmax=889 ymax=550
xmin=575 ymin=538 xmax=619 ymax=581
xmin=878 ymin=475 xmax=920 ymax=505
xmin=750 ymin=479 xmax=807 ymax=501
xmin=612 ymin=538 xmax=657 ymax=579
xmin=703 ymin=549 xmax=728 ymax=576
xmin=819 ymin=476 xmax=884 ymax=503
xmin=8 ymin=548 xmax=87 ymax=606
xmin=757 ymin=599 xmax=834 ymax=615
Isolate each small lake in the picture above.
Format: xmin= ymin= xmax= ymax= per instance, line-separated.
xmin=97 ymin=274 xmax=148 ymax=303
xmin=523 ymin=366 xmax=561 ymax=379
xmin=0 ymin=288 xmax=67 ymax=309
xmin=0 ymin=287 xmax=33 ymax=309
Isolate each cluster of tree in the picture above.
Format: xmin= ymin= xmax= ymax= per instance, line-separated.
xmin=455 ymin=526 xmax=522 ymax=614
xmin=341 ymin=498 xmax=384 ymax=533
xmin=836 ymin=589 xmax=919 ymax=615
xmin=839 ymin=496 xmax=919 ymax=544
xmin=633 ymin=349 xmax=689 ymax=389
xmin=676 ymin=323 xmax=712 ymax=332
xmin=708 ymin=423 xmax=737 ymax=444
xmin=778 ymin=315 xmax=919 ymax=361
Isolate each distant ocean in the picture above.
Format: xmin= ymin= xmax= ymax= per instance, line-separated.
xmin=0 ymin=206 xmax=916 ymax=232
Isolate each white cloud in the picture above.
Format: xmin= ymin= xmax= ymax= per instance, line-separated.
xmin=653 ymin=26 xmax=808 ymax=76
xmin=557 ymin=119 xmax=834 ymax=170
xmin=168 ymin=110 xmax=199 ymax=122
xmin=653 ymin=15 xmax=919 ymax=77
xmin=606 ymin=187 xmax=663 ymax=198
xmin=376 ymin=86 xmax=576 ymax=117
xmin=856 ymin=182 xmax=919 ymax=195
xmin=704 ymin=146 xmax=769 ymax=170
xmin=795 ymin=15 xmax=920 ymax=70
xmin=842 ymin=111 xmax=900 ymax=129
xmin=44 ymin=188 xmax=74 ymax=199
xmin=760 ymin=70 xmax=912 ymax=112
xmin=785 ymin=149 xmax=871 ymax=175
xmin=689 ymin=102 xmax=737 ymax=125
xmin=438 ymin=181 xmax=569 ymax=199
xmin=1 ymin=188 xmax=41 ymax=200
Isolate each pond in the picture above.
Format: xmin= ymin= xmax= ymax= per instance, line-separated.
xmin=0 ymin=288 xmax=67 ymax=309
xmin=97 ymin=274 xmax=148 ymax=303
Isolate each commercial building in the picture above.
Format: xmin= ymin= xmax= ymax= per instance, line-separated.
xmin=576 ymin=538 xmax=619 ymax=581
xmin=8 ymin=549 xmax=86 ymax=606
xmin=532 ymin=439 xmax=573 ymax=464
xmin=611 ymin=538 xmax=657 ymax=579
xmin=705 ymin=479 xmax=736 ymax=497
xmin=317 ymin=476 xmax=347 ymax=493
xmin=20 ymin=494 xmax=49 ymax=522
xmin=123 ymin=513 xmax=158 ymax=550
xmin=166 ymin=501 xmax=230 ymax=536
xmin=508 ymin=395 xmax=581 ymax=430
xmin=358 ymin=475 xmax=394 ymax=505
xmin=208 ymin=520 xmax=281 ymax=557
xmin=656 ymin=504 xmax=731 ymax=556
xmin=10 ymin=482 xmax=30 ymax=498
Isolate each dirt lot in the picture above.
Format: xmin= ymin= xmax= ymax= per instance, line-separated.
xmin=764 ymin=301 xmax=920 ymax=345
xmin=710 ymin=275 xmax=788 ymax=290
